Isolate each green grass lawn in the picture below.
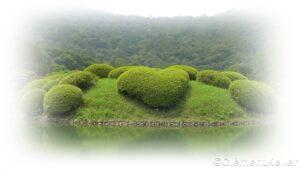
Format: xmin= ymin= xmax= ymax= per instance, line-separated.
xmin=73 ymin=79 xmax=255 ymax=121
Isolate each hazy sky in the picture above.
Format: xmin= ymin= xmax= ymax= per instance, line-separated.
xmin=77 ymin=0 xmax=242 ymax=16
xmin=9 ymin=0 xmax=289 ymax=18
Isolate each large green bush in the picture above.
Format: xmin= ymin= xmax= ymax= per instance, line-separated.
xmin=84 ymin=64 xmax=114 ymax=78
xmin=168 ymin=65 xmax=198 ymax=80
xmin=59 ymin=71 xmax=98 ymax=90
xmin=108 ymin=66 xmax=144 ymax=79
xmin=229 ymin=80 xmax=275 ymax=113
xmin=222 ymin=71 xmax=247 ymax=81
xmin=197 ymin=70 xmax=231 ymax=88
xmin=18 ymin=89 xmax=46 ymax=115
xmin=44 ymin=84 xmax=83 ymax=115
xmin=117 ymin=67 xmax=189 ymax=108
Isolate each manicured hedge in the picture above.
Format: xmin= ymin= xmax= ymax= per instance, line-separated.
xmin=84 ymin=64 xmax=114 ymax=78
xmin=222 ymin=71 xmax=247 ymax=81
xmin=229 ymin=80 xmax=275 ymax=113
xmin=168 ymin=65 xmax=198 ymax=80
xmin=117 ymin=67 xmax=189 ymax=108
xmin=59 ymin=71 xmax=98 ymax=90
xmin=18 ymin=89 xmax=46 ymax=115
xmin=197 ymin=70 xmax=231 ymax=88
xmin=108 ymin=66 xmax=144 ymax=79
xmin=44 ymin=84 xmax=83 ymax=115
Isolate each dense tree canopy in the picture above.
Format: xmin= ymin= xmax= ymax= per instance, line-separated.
xmin=20 ymin=10 xmax=271 ymax=80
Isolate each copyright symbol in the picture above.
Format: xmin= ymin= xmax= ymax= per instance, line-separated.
xmin=214 ymin=158 xmax=222 ymax=166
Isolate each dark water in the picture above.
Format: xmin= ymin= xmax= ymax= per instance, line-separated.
xmin=24 ymin=122 xmax=271 ymax=154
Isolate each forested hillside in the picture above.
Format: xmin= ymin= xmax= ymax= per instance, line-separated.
xmin=20 ymin=10 xmax=271 ymax=80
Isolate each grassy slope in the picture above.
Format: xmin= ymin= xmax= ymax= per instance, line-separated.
xmin=74 ymin=79 xmax=253 ymax=121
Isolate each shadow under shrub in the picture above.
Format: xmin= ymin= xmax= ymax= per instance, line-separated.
xmin=44 ymin=84 xmax=83 ymax=116
xmin=18 ymin=89 xmax=46 ymax=115
xmin=168 ymin=65 xmax=198 ymax=80
xmin=229 ymin=80 xmax=275 ymax=113
xmin=197 ymin=70 xmax=231 ymax=88
xmin=59 ymin=71 xmax=98 ymax=90
xmin=84 ymin=64 xmax=114 ymax=78
xmin=117 ymin=67 xmax=189 ymax=108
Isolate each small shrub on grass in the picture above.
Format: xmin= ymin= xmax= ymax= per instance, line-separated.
xmin=168 ymin=65 xmax=198 ymax=80
xmin=222 ymin=71 xmax=247 ymax=81
xmin=18 ymin=89 xmax=46 ymax=115
xmin=108 ymin=66 xmax=145 ymax=78
xmin=197 ymin=70 xmax=231 ymax=88
xmin=45 ymin=70 xmax=81 ymax=81
xmin=229 ymin=80 xmax=275 ymax=113
xmin=59 ymin=71 xmax=98 ymax=90
xmin=84 ymin=64 xmax=114 ymax=78
xmin=42 ymin=80 xmax=59 ymax=91
xmin=117 ymin=67 xmax=189 ymax=108
xmin=226 ymin=63 xmax=252 ymax=77
xmin=44 ymin=84 xmax=83 ymax=116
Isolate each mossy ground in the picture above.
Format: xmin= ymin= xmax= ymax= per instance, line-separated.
xmin=73 ymin=79 xmax=258 ymax=121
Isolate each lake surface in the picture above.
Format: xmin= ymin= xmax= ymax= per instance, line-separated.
xmin=23 ymin=122 xmax=271 ymax=154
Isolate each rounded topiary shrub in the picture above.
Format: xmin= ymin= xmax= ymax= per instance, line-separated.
xmin=226 ymin=63 xmax=252 ymax=77
xmin=20 ymin=79 xmax=50 ymax=95
xmin=59 ymin=71 xmax=98 ymax=90
xmin=84 ymin=64 xmax=114 ymax=78
xmin=229 ymin=80 xmax=275 ymax=113
xmin=45 ymin=72 xmax=67 ymax=81
xmin=222 ymin=71 xmax=248 ymax=81
xmin=108 ymin=66 xmax=144 ymax=79
xmin=117 ymin=67 xmax=189 ymax=108
xmin=42 ymin=80 xmax=59 ymax=91
xmin=18 ymin=89 xmax=46 ymax=115
xmin=168 ymin=65 xmax=198 ymax=80
xmin=44 ymin=84 xmax=83 ymax=116
xmin=197 ymin=70 xmax=231 ymax=88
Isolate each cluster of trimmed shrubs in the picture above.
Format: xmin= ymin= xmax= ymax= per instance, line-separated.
xmin=196 ymin=69 xmax=274 ymax=113
xmin=18 ymin=64 xmax=114 ymax=116
xmin=19 ymin=63 xmax=275 ymax=116
xmin=196 ymin=70 xmax=247 ymax=88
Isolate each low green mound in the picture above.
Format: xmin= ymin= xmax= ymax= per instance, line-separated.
xmin=222 ymin=71 xmax=247 ymax=81
xmin=43 ymin=80 xmax=59 ymax=91
xmin=117 ymin=67 xmax=189 ymax=108
xmin=108 ymin=66 xmax=144 ymax=78
xmin=59 ymin=71 xmax=98 ymax=90
xmin=197 ymin=70 xmax=231 ymax=88
xmin=229 ymin=80 xmax=275 ymax=113
xmin=76 ymin=79 xmax=248 ymax=121
xmin=44 ymin=84 xmax=83 ymax=115
xmin=168 ymin=65 xmax=198 ymax=80
xmin=84 ymin=64 xmax=114 ymax=78
xmin=18 ymin=89 xmax=46 ymax=115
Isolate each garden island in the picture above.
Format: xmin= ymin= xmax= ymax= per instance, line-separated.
xmin=18 ymin=64 xmax=274 ymax=127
